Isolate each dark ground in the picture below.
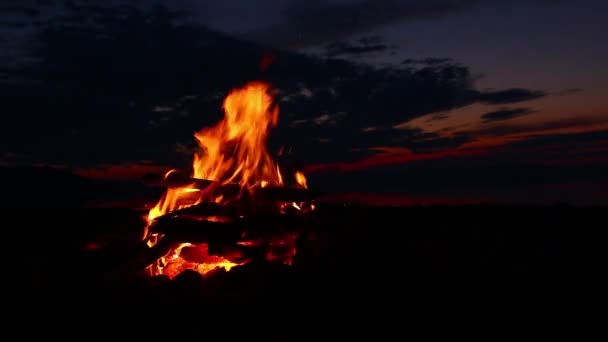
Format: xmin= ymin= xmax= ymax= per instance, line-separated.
xmin=5 ymin=202 xmax=594 ymax=339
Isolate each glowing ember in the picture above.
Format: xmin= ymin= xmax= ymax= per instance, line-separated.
xmin=147 ymin=243 xmax=241 ymax=279
xmin=266 ymin=233 xmax=299 ymax=265
xmin=144 ymin=80 xmax=313 ymax=278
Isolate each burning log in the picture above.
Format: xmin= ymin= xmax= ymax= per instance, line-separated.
xmin=100 ymin=239 xmax=174 ymax=281
xmin=161 ymin=175 xmax=323 ymax=203
xmin=149 ymin=210 xmax=316 ymax=241
xmin=155 ymin=202 xmax=242 ymax=220
xmin=162 ymin=172 xmax=215 ymax=188
xmin=148 ymin=218 xmax=243 ymax=244
xmin=206 ymin=243 xmax=259 ymax=263
xmin=139 ymin=81 xmax=322 ymax=280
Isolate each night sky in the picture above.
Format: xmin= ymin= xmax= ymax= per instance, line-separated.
xmin=1 ymin=0 xmax=607 ymax=205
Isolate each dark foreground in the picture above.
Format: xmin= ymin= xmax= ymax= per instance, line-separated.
xmin=7 ymin=204 xmax=594 ymax=339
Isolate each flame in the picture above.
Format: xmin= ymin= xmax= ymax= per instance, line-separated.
xmin=143 ymin=80 xmax=314 ymax=278
xmin=295 ymin=171 xmax=307 ymax=189
xmin=146 ymin=81 xmax=292 ymax=224
xmin=148 ymin=243 xmax=241 ymax=279
xmin=193 ymin=81 xmax=281 ymax=187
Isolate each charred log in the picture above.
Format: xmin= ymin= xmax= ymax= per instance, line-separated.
xmin=148 ymin=218 xmax=243 ymax=244
xmin=149 ymin=211 xmax=317 ymax=241
xmin=155 ymin=202 xmax=242 ymax=220
xmin=99 ymin=239 xmax=173 ymax=281
xmin=161 ymin=175 xmax=323 ymax=202
xmin=205 ymin=242 xmax=259 ymax=263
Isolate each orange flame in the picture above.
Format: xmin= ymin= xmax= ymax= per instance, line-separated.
xmin=143 ymin=80 xmax=312 ymax=277
xmin=193 ymin=81 xmax=281 ymax=187
xmin=146 ymin=81 xmax=294 ymax=224
xmin=295 ymin=171 xmax=307 ymax=188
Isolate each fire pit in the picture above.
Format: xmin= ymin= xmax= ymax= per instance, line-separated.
xmin=142 ymin=81 xmax=321 ymax=279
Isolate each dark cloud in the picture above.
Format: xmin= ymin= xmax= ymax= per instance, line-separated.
xmin=553 ymin=88 xmax=583 ymax=96
xmin=402 ymin=57 xmax=453 ymax=65
xmin=308 ymin=129 xmax=608 ymax=205
xmin=481 ymin=107 xmax=536 ymax=123
xmin=0 ymin=2 xmax=545 ymax=171
xmin=326 ymin=43 xmax=389 ymax=57
xmin=477 ymin=88 xmax=546 ymax=105
xmin=0 ymin=21 xmax=30 ymax=29
xmin=1 ymin=0 xmax=602 ymax=205
xmin=313 ymin=160 xmax=608 ymax=205
xmin=245 ymin=0 xmax=479 ymax=48
xmin=425 ymin=113 xmax=450 ymax=122
xmin=506 ymin=129 xmax=608 ymax=150
xmin=243 ymin=0 xmax=564 ymax=48
xmin=474 ymin=116 xmax=608 ymax=137
xmin=325 ymin=36 xmax=395 ymax=57
xmin=0 ymin=4 xmax=41 ymax=16
xmin=475 ymin=129 xmax=608 ymax=171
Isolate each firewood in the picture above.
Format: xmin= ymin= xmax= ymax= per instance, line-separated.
xmin=206 ymin=242 xmax=256 ymax=263
xmin=147 ymin=218 xmax=243 ymax=243
xmin=149 ymin=214 xmax=317 ymax=244
xmin=157 ymin=202 xmax=242 ymax=219
xmin=99 ymin=239 xmax=173 ymax=282
xmin=161 ymin=175 xmax=324 ymax=202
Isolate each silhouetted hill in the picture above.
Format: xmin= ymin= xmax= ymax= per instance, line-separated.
xmin=0 ymin=166 xmax=93 ymax=208
xmin=6 ymin=203 xmax=595 ymax=338
xmin=0 ymin=166 xmax=160 ymax=208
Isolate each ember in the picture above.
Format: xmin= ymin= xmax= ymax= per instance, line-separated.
xmin=143 ymin=81 xmax=318 ymax=279
xmin=150 ymin=242 xmax=240 ymax=279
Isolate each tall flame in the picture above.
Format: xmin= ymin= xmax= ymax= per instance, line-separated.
xmin=144 ymin=80 xmax=312 ymax=278
xmin=193 ymin=81 xmax=281 ymax=186
xmin=146 ymin=81 xmax=306 ymax=224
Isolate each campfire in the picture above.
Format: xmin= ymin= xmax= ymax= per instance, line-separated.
xmin=143 ymin=81 xmax=320 ymax=279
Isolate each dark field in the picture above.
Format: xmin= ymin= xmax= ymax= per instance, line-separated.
xmin=7 ymin=203 xmax=594 ymax=338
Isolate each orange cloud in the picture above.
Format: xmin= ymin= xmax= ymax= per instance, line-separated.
xmin=304 ymin=147 xmax=489 ymax=174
